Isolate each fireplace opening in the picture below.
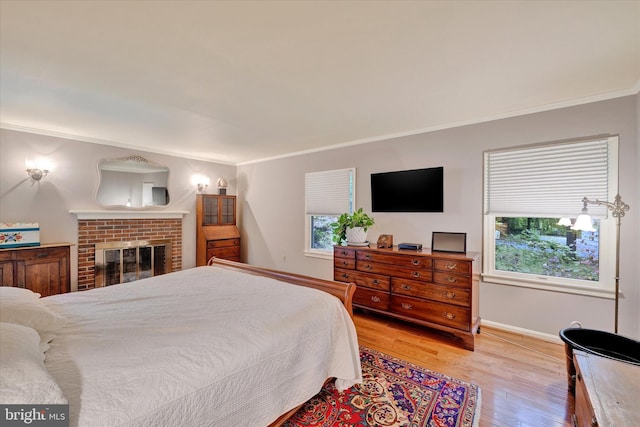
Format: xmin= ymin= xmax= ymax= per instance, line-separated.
xmin=95 ymin=240 xmax=172 ymax=287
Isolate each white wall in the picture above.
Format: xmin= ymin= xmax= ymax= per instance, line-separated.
xmin=238 ymin=95 xmax=639 ymax=339
xmin=0 ymin=129 xmax=236 ymax=289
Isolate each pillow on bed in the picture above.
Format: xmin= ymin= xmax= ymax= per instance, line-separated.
xmin=0 ymin=286 xmax=41 ymax=300
xmin=0 ymin=322 xmax=68 ymax=404
xmin=0 ymin=292 xmax=67 ymax=334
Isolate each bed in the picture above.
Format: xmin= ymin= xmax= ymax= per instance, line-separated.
xmin=0 ymin=258 xmax=362 ymax=427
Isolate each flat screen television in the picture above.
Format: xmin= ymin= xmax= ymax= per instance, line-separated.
xmin=371 ymin=167 xmax=443 ymax=212
xmin=152 ymin=187 xmax=169 ymax=205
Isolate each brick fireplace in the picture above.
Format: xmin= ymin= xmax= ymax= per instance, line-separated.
xmin=72 ymin=212 xmax=185 ymax=291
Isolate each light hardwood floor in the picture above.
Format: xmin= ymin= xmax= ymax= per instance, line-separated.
xmin=353 ymin=311 xmax=574 ymax=427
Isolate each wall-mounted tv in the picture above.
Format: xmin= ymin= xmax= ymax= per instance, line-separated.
xmin=371 ymin=166 xmax=443 ymax=212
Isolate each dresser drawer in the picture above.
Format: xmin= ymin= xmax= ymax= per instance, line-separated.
xmin=357 ymin=261 xmax=432 ymax=282
xmin=433 ymin=259 xmax=471 ymax=275
xmin=207 ymin=238 xmax=240 ymax=249
xmin=391 ymin=278 xmax=470 ymax=307
xmin=14 ymin=247 xmax=68 ymax=261
xmin=334 ymin=247 xmax=356 ymax=259
xmin=334 ymin=268 xmax=390 ymax=291
xmin=207 ymin=245 xmax=240 ymax=260
xmin=357 ymin=250 xmax=432 ymax=269
xmin=433 ymin=271 xmax=471 ymax=286
xmin=391 ymin=295 xmax=470 ymax=330
xmin=354 ymin=287 xmax=390 ymax=310
xmin=334 ymin=257 xmax=355 ymax=269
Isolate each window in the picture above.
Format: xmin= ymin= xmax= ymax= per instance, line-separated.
xmin=483 ymin=136 xmax=618 ymax=296
xmin=305 ymin=168 xmax=355 ymax=257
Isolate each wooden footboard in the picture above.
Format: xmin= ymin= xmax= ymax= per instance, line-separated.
xmin=207 ymin=257 xmax=356 ymax=318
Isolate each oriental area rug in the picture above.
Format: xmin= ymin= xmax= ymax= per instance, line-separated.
xmin=284 ymin=347 xmax=481 ymax=427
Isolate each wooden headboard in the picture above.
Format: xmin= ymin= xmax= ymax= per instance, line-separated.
xmin=207 ymin=257 xmax=356 ymax=318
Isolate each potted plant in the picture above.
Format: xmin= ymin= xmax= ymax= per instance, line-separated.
xmin=330 ymin=208 xmax=375 ymax=245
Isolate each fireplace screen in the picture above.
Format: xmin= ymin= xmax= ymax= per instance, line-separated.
xmin=95 ymin=240 xmax=171 ymax=287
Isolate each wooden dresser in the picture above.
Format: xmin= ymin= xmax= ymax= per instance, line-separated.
xmin=196 ymin=194 xmax=241 ymax=265
xmin=0 ymin=243 xmax=72 ymax=296
xmin=334 ymin=245 xmax=480 ymax=350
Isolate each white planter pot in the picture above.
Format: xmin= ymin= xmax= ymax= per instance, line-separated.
xmin=346 ymin=227 xmax=367 ymax=244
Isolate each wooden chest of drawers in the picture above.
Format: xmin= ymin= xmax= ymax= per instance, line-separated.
xmin=202 ymin=226 xmax=241 ymax=263
xmin=334 ymin=245 xmax=480 ymax=350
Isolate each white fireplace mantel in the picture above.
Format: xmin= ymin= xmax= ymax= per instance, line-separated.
xmin=69 ymin=210 xmax=189 ymax=220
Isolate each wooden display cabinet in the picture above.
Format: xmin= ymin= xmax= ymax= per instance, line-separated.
xmin=0 ymin=243 xmax=72 ymax=296
xmin=196 ymin=194 xmax=241 ymax=266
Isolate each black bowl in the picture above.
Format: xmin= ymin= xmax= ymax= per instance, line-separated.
xmin=559 ymin=328 xmax=640 ymax=365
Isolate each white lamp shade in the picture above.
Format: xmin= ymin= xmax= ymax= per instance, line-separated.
xmin=573 ymin=213 xmax=595 ymax=232
xmin=557 ymin=217 xmax=572 ymax=227
xmin=216 ymin=178 xmax=228 ymax=188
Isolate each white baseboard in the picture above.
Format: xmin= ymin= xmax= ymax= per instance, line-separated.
xmin=481 ymin=319 xmax=563 ymax=344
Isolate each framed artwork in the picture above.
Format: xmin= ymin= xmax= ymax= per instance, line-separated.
xmin=431 ymin=232 xmax=466 ymax=253
xmin=376 ymin=234 xmax=393 ymax=248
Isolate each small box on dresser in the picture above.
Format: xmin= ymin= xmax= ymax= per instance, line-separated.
xmin=0 ymin=222 xmax=40 ymax=248
xmin=334 ymin=245 xmax=480 ymax=350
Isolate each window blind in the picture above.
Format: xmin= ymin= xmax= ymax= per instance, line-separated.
xmin=484 ymin=136 xmax=617 ymax=218
xmin=305 ymin=168 xmax=354 ymax=216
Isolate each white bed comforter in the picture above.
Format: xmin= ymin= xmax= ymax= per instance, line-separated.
xmin=43 ymin=266 xmax=362 ymax=427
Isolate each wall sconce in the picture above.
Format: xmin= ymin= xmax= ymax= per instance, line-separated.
xmin=216 ymin=178 xmax=228 ymax=195
xmin=191 ymin=175 xmax=210 ymax=193
xmin=573 ymin=194 xmax=630 ymax=333
xmin=25 ymin=158 xmax=53 ymax=181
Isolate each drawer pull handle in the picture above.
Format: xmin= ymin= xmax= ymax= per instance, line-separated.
xmin=446 ymin=263 xmax=457 ymax=270
xmin=371 ymin=296 xmax=381 ymax=303
xmin=443 ymin=312 xmax=456 ymax=320
xmin=365 ymin=254 xmax=372 ymax=259
xmin=401 ymin=284 xmax=412 ymax=291
xmin=341 ymin=273 xmax=350 ymax=279
xmin=36 ymin=252 xmax=49 ymax=258
xmin=364 ymin=264 xmax=373 ymax=271
xmin=445 ymin=276 xmax=458 ymax=283
xmin=371 ymin=279 xmax=380 ymax=285
xmin=445 ymin=291 xmax=456 ymax=299
xmin=411 ymin=271 xmax=421 ymax=278
xmin=401 ymin=303 xmax=413 ymax=310
xmin=341 ymin=251 xmax=349 ymax=256
xmin=411 ymin=259 xmax=421 ymax=266
xmin=341 ymin=261 xmax=348 ymax=266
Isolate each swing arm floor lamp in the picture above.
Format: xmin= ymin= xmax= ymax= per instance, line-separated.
xmin=573 ymin=194 xmax=630 ymax=334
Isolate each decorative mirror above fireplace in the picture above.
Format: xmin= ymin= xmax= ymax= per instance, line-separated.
xmin=97 ymin=155 xmax=170 ymax=208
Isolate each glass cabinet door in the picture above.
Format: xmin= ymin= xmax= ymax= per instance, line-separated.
xmin=221 ymin=197 xmax=235 ymax=224
xmin=203 ymin=197 xmax=219 ymax=225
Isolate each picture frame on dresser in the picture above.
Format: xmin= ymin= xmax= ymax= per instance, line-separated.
xmin=431 ymin=232 xmax=467 ymax=253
